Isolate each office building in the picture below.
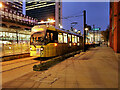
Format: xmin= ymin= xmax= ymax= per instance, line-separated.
xmin=2 ymin=1 xmax=23 ymax=14
xmin=26 ymin=0 xmax=62 ymax=27
xmin=87 ymin=31 xmax=101 ymax=44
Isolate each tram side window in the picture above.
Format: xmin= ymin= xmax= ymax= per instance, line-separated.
xmin=45 ymin=31 xmax=57 ymax=44
xmin=72 ymin=35 xmax=75 ymax=43
xmin=51 ymin=33 xmax=53 ymax=41
xmin=77 ymin=37 xmax=80 ymax=42
xmin=77 ymin=36 xmax=80 ymax=46
xmin=63 ymin=33 xmax=68 ymax=43
xmin=58 ymin=33 xmax=63 ymax=43
xmin=75 ymin=36 xmax=77 ymax=43
xmin=30 ymin=37 xmax=34 ymax=43
xmin=45 ymin=32 xmax=50 ymax=44
xmin=68 ymin=34 xmax=71 ymax=43
xmin=53 ymin=31 xmax=58 ymax=43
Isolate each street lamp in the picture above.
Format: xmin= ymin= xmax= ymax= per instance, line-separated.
xmin=85 ymin=28 xmax=89 ymax=31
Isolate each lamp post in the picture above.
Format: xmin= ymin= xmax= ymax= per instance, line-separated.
xmin=83 ymin=10 xmax=86 ymax=52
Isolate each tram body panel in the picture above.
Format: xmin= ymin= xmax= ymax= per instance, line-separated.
xmin=30 ymin=25 xmax=83 ymax=58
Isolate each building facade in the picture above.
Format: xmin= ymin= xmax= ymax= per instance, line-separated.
xmin=87 ymin=30 xmax=101 ymax=44
xmin=109 ymin=1 xmax=120 ymax=53
xmin=0 ymin=1 xmax=38 ymax=44
xmin=26 ymin=0 xmax=62 ymax=28
xmin=2 ymin=1 xmax=23 ymax=14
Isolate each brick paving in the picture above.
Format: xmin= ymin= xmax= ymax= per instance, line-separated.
xmin=2 ymin=45 xmax=118 ymax=88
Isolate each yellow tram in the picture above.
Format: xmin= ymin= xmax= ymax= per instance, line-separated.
xmin=30 ymin=25 xmax=82 ymax=57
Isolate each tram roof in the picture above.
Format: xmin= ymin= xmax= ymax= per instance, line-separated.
xmin=32 ymin=25 xmax=81 ymax=36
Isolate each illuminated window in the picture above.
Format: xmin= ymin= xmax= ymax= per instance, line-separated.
xmin=50 ymin=33 xmax=53 ymax=41
xmin=0 ymin=32 xmax=2 ymax=37
xmin=68 ymin=34 xmax=71 ymax=43
xmin=72 ymin=35 xmax=75 ymax=43
xmin=77 ymin=37 xmax=79 ymax=42
xmin=12 ymin=33 xmax=17 ymax=40
xmin=9 ymin=13 xmax=12 ymax=19
xmin=63 ymin=33 xmax=67 ymax=43
xmin=9 ymin=33 xmax=13 ymax=38
xmin=17 ymin=15 xmax=20 ymax=20
xmin=2 ymin=32 xmax=5 ymax=37
xmin=13 ymin=14 xmax=17 ymax=19
xmin=58 ymin=33 xmax=63 ymax=43
xmin=75 ymin=36 xmax=77 ymax=43
xmin=6 ymin=32 xmax=9 ymax=36
xmin=19 ymin=16 xmax=22 ymax=21
xmin=4 ymin=11 xmax=8 ymax=17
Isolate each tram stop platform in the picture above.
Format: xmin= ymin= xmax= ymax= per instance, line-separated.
xmin=2 ymin=44 xmax=118 ymax=88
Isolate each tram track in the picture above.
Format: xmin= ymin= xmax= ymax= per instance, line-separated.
xmin=2 ymin=58 xmax=50 ymax=73
xmin=2 ymin=57 xmax=37 ymax=66
xmin=1 ymin=57 xmax=41 ymax=73
xmin=1 ymin=61 xmax=39 ymax=73
xmin=2 ymin=58 xmax=37 ymax=66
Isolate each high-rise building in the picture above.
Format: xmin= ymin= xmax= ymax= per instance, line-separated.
xmin=2 ymin=1 xmax=23 ymax=14
xmin=26 ymin=0 xmax=62 ymax=28
xmin=0 ymin=1 xmax=38 ymax=45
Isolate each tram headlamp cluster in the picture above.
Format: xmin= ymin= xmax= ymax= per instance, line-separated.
xmin=40 ymin=47 xmax=44 ymax=51
xmin=30 ymin=47 xmax=32 ymax=50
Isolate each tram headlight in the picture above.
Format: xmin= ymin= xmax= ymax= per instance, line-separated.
xmin=40 ymin=47 xmax=44 ymax=51
xmin=30 ymin=47 xmax=32 ymax=50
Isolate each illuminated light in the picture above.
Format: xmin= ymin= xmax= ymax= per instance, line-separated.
xmin=69 ymin=43 xmax=72 ymax=46
xmin=26 ymin=3 xmax=55 ymax=10
xmin=40 ymin=47 xmax=44 ymax=51
xmin=0 ymin=3 xmax=2 ymax=8
xmin=73 ymin=43 xmax=76 ymax=45
xmin=30 ymin=48 xmax=32 ymax=50
xmin=54 ymin=43 xmax=58 ymax=47
xmin=9 ymin=47 xmax=11 ymax=49
xmin=47 ymin=18 xmax=50 ymax=21
xmin=59 ymin=24 xmax=63 ymax=29
xmin=85 ymin=28 xmax=89 ymax=31
xmin=74 ymin=29 xmax=77 ymax=32
xmin=40 ymin=20 xmax=44 ymax=23
xmin=49 ymin=19 xmax=55 ymax=23
xmin=32 ymin=28 xmax=44 ymax=32
xmin=50 ymin=19 xmax=55 ymax=22
xmin=77 ymin=43 xmax=80 ymax=46
xmin=60 ymin=26 xmax=63 ymax=28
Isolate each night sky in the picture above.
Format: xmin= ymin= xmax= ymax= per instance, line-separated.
xmin=62 ymin=2 xmax=110 ymax=33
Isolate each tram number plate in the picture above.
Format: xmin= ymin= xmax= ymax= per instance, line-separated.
xmin=36 ymin=48 xmax=40 ymax=54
